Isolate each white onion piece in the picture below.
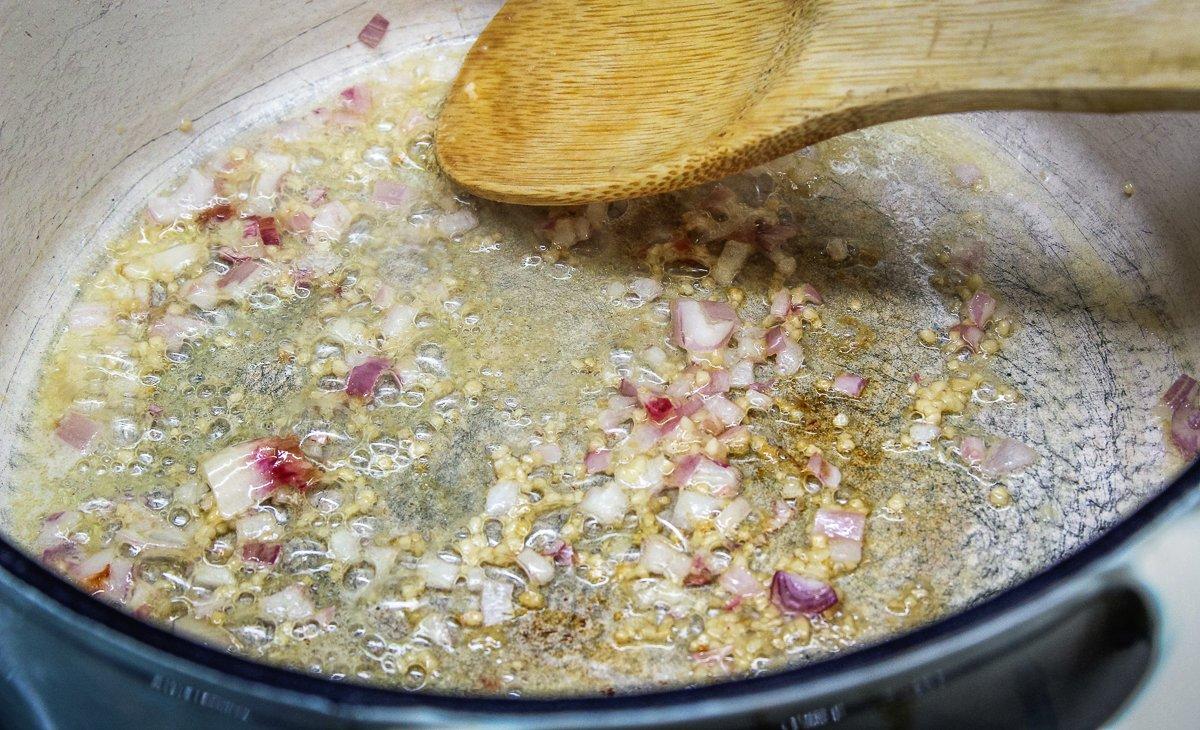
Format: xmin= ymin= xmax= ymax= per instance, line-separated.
xmin=419 ymin=553 xmax=460 ymax=590
xmin=673 ymin=490 xmax=722 ymax=531
xmin=517 ymin=548 xmax=555 ymax=586
xmin=579 ymin=482 xmax=628 ymax=525
xmin=715 ymin=497 xmax=752 ymax=536
xmin=713 ymin=239 xmax=754 ymax=285
xmin=639 ymin=535 xmax=692 ymax=583
xmin=480 ymin=579 xmax=514 ymax=626
xmin=437 ymin=209 xmax=479 ymax=238
xmin=745 ymin=389 xmax=774 ymax=410
xmin=465 ymin=567 xmax=486 ymax=593
xmin=671 ymin=299 xmax=739 ymax=352
xmin=365 ymin=545 xmax=398 ymax=575
xmin=484 ymin=480 xmax=522 ymax=518
xmin=414 ymin=614 xmax=453 ymax=651
xmin=718 ymin=564 xmax=763 ymax=597
xmin=262 ymin=584 xmax=315 ymax=622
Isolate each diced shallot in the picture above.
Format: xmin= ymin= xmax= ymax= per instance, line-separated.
xmin=795 ymin=283 xmax=823 ymax=305
xmin=247 ymin=152 xmax=292 ymax=215
xmin=1163 ymin=374 xmax=1200 ymax=457
xmin=715 ymin=497 xmax=752 ymax=536
xmin=629 ymin=277 xmax=664 ymax=302
xmin=713 ymin=239 xmax=754 ymax=286
xmin=979 ymin=437 xmax=1038 ymax=476
xmin=704 ymin=395 xmax=745 ymax=429
xmin=419 ymin=553 xmax=460 ymax=590
xmin=437 ymin=209 xmax=479 ymax=238
xmin=639 ymin=535 xmax=693 ymax=583
xmin=357 ymin=13 xmax=390 ymax=48
xmin=774 ymin=337 xmax=804 ymax=376
xmin=812 ymin=508 xmax=865 ymax=541
xmin=149 ymin=314 xmax=209 ymax=351
xmin=484 ymin=480 xmax=522 ymax=518
xmin=671 ymin=299 xmax=739 ymax=352
xmin=338 ymin=84 xmax=372 ymax=116
xmin=262 ymin=584 xmax=315 ymax=622
xmin=579 ymin=482 xmax=628 ymax=525
xmin=584 ymin=449 xmax=613 ymax=474
xmin=833 ymin=373 xmax=867 ymax=397
xmin=345 ymin=357 xmax=391 ymax=398
xmin=147 ymin=169 xmax=216 ymax=223
xmin=807 ymin=453 xmax=842 ymax=488
xmin=770 ymin=288 xmax=792 ymax=320
xmin=771 ymin=571 xmax=838 ymax=616
xmin=55 ymin=411 xmax=100 ymax=452
xmin=960 ymin=436 xmax=986 ymax=464
xmin=372 ymin=180 xmax=410 ymax=209
xmin=729 ymin=360 xmax=755 ymax=388
xmin=201 ymin=436 xmax=318 ymax=518
xmin=241 ymin=541 xmax=281 ymax=566
xmin=533 ymin=442 xmax=562 ymax=464
xmin=68 ymin=302 xmax=111 ymax=331
xmin=718 ymin=565 xmax=763 ymax=597
xmin=672 ymin=490 xmax=723 ymax=531
xmin=517 ymin=548 xmax=555 ymax=585
xmin=311 ymin=201 xmax=353 ymax=242
xmin=672 ymin=455 xmax=740 ymax=497
xmin=964 ymin=291 xmax=996 ymax=327
xmin=480 ymin=579 xmax=514 ymax=626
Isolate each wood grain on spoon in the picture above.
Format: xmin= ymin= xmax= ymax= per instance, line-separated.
xmin=436 ymin=0 xmax=1200 ymax=205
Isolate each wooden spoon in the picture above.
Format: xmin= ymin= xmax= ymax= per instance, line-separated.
xmin=436 ymin=0 xmax=1200 ymax=205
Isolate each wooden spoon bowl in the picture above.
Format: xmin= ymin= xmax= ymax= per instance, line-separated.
xmin=436 ymin=0 xmax=1200 ymax=205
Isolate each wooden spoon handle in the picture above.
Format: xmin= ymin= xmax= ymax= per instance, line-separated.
xmin=758 ymin=0 xmax=1200 ymax=137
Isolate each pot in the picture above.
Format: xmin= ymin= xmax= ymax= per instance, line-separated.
xmin=1 ymin=1 xmax=1198 ymax=727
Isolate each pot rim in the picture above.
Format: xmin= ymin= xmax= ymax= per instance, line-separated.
xmin=1 ymin=456 xmax=1195 ymax=722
